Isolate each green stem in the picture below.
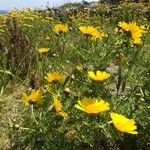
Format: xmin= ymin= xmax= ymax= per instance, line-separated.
xmin=20 ymin=127 xmax=35 ymax=131
xmin=31 ymin=105 xmax=38 ymax=125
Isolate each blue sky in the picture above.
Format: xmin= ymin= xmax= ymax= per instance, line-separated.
xmin=0 ymin=0 xmax=99 ymax=10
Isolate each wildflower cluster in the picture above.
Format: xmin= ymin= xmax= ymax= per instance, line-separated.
xmin=22 ymin=69 xmax=138 ymax=135
xmin=1 ymin=3 xmax=149 ymax=149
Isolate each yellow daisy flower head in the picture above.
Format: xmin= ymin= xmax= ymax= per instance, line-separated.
xmin=53 ymin=95 xmax=68 ymax=118
xmin=53 ymin=23 xmax=68 ymax=34
xmin=128 ymin=22 xmax=144 ymax=44
xmin=44 ymin=72 xmax=64 ymax=84
xmin=87 ymin=70 xmax=111 ymax=82
xmin=22 ymin=89 xmax=44 ymax=106
xmin=75 ymin=97 xmax=110 ymax=114
xmin=116 ymin=21 xmax=146 ymax=45
xmin=79 ymin=26 xmax=96 ymax=37
xmin=38 ymin=47 xmax=49 ymax=54
xmin=79 ymin=26 xmax=105 ymax=40
xmin=110 ymin=112 xmax=138 ymax=135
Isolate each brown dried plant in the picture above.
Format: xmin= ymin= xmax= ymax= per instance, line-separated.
xmin=6 ymin=17 xmax=32 ymax=78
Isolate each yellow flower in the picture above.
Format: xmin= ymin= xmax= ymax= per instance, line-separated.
xmin=116 ymin=21 xmax=146 ymax=45
xmin=53 ymin=24 xmax=68 ymax=34
xmin=22 ymin=89 xmax=44 ymax=106
xmin=10 ymin=11 xmax=20 ymax=17
xmin=38 ymin=48 xmax=49 ymax=54
xmin=75 ymin=98 xmax=110 ymax=114
xmin=53 ymin=95 xmax=68 ymax=118
xmin=87 ymin=70 xmax=111 ymax=82
xmin=110 ymin=112 xmax=138 ymax=134
xmin=79 ymin=26 xmax=105 ymax=40
xmin=128 ymin=22 xmax=144 ymax=44
xmin=44 ymin=72 xmax=64 ymax=83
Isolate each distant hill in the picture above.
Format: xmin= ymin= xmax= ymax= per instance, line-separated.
xmin=0 ymin=10 xmax=8 ymax=14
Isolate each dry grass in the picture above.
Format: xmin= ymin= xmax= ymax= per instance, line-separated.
xmin=0 ymin=85 xmax=24 ymax=150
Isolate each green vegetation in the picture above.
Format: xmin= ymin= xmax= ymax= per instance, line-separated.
xmin=0 ymin=1 xmax=150 ymax=150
